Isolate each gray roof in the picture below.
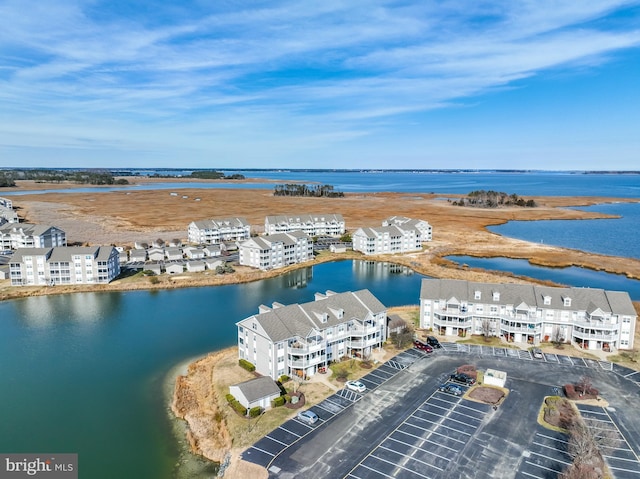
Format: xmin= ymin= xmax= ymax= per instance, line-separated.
xmin=0 ymin=223 xmax=62 ymax=236
xmin=266 ymin=213 xmax=344 ymax=224
xmin=420 ymin=279 xmax=636 ymax=316
xmin=9 ymin=248 xmax=52 ymax=262
xmin=192 ymin=217 xmax=249 ymax=229
xmin=233 ymin=376 xmax=281 ymax=402
xmin=238 ymin=289 xmax=386 ymax=343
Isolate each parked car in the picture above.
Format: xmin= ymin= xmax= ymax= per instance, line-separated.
xmin=345 ymin=380 xmax=367 ymax=393
xmin=532 ymin=348 xmax=544 ymax=359
xmin=449 ymin=373 xmax=476 ymax=385
xmin=426 ymin=336 xmax=442 ymax=348
xmin=439 ymin=383 xmax=464 ymax=396
xmin=413 ymin=340 xmax=433 ymax=353
xmin=297 ymin=410 xmax=319 ymax=425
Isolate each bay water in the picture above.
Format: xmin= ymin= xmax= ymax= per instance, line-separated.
xmin=0 ymin=260 xmax=422 ymax=479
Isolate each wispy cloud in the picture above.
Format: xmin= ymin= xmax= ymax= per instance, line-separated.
xmin=1 ymin=0 xmax=639 ymax=167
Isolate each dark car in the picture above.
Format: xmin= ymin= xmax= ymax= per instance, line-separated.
xmin=426 ymin=336 xmax=442 ymax=348
xmin=450 ymin=373 xmax=476 ymax=385
xmin=439 ymin=383 xmax=463 ymax=396
xmin=413 ymin=340 xmax=433 ymax=353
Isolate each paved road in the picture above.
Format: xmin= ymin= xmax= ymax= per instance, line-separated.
xmin=243 ymin=348 xmax=640 ymax=479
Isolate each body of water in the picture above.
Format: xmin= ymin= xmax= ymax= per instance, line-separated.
xmin=0 ymin=260 xmax=423 ymax=479
xmin=488 ymin=202 xmax=640 ymax=260
xmin=446 ymin=255 xmax=640 ymax=300
xmin=3 ymin=170 xmax=640 ymax=196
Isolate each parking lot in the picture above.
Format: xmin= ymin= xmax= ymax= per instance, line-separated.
xmin=242 ymin=345 xmax=640 ymax=478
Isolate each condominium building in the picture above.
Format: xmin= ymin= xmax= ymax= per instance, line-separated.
xmin=382 ymin=216 xmax=432 ymax=242
xmin=420 ymin=279 xmax=636 ymax=351
xmin=9 ymin=246 xmax=120 ymax=286
xmin=236 ymin=289 xmax=388 ymax=379
xmin=352 ymin=225 xmax=422 ymax=255
xmin=187 ymin=217 xmax=250 ymax=244
xmin=0 ymin=224 xmax=67 ymax=250
xmin=0 ymin=197 xmax=18 ymax=224
xmin=264 ymin=214 xmax=345 ymax=236
xmin=239 ymin=231 xmax=313 ymax=270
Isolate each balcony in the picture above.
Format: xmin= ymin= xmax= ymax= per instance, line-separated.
xmin=289 ymin=341 xmax=324 ymax=354
xmin=289 ymin=355 xmax=326 ymax=368
xmin=573 ymin=320 xmax=618 ymax=331
xmin=572 ymin=329 xmax=618 ymax=341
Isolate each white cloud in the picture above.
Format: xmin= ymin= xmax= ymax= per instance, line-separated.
xmin=1 ymin=0 xmax=639 ymax=167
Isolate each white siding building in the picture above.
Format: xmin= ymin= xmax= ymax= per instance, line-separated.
xmin=352 ymin=225 xmax=422 ymax=255
xmin=264 ymin=214 xmax=345 ymax=236
xmin=236 ymin=289 xmax=388 ymax=379
xmin=0 ymin=224 xmax=67 ymax=250
xmin=420 ymin=279 xmax=637 ymax=351
xmin=187 ymin=217 xmax=250 ymax=245
xmin=239 ymin=231 xmax=313 ymax=270
xmin=9 ymin=246 xmax=120 ymax=286
xmin=382 ymin=216 xmax=432 ymax=242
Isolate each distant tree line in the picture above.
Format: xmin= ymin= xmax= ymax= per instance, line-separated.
xmin=452 ymin=190 xmax=536 ymax=208
xmin=0 ymin=172 xmax=16 ymax=187
xmin=273 ymin=184 xmax=345 ymax=197
xmin=0 ymin=169 xmax=128 ymax=186
xmin=189 ymin=170 xmax=245 ymax=180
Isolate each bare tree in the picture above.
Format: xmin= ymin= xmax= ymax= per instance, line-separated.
xmin=576 ymin=376 xmax=593 ymax=396
xmin=481 ymin=319 xmax=492 ymax=342
xmin=552 ymin=326 xmax=565 ymax=348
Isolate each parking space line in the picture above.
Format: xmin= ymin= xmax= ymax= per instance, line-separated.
xmin=528 ymin=450 xmax=571 ymax=467
xmin=416 ymin=407 xmax=480 ymax=428
xmin=604 ymin=454 xmax=640 ymax=463
xmin=377 ymin=444 xmax=445 ymax=471
xmin=370 ymin=454 xmax=433 ymax=479
xmin=410 ymin=416 xmax=473 ymax=436
xmin=608 ymin=465 xmax=640 ymax=475
xmin=395 ymin=425 xmax=466 ymax=445
xmin=249 ymin=445 xmax=275 ymax=457
xmin=524 ymin=460 xmax=562 ymax=475
xmin=312 ymin=403 xmax=337 ymax=415
xmin=388 ymin=433 xmax=460 ymax=453
xmin=356 ymin=462 xmax=396 ymax=479
xmin=536 ymin=433 xmax=569 ymax=446
xmin=264 ymin=434 xmax=291 ymax=447
xmin=519 ymin=470 xmax=541 ymax=479
xmin=531 ymin=441 xmax=571 ymax=458
xmin=278 ymin=425 xmax=301 ymax=437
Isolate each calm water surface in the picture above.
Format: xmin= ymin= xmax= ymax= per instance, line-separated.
xmin=446 ymin=255 xmax=640 ymax=300
xmin=0 ymin=260 xmax=424 ymax=479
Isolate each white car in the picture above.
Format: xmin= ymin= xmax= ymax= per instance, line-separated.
xmin=345 ymin=380 xmax=366 ymax=393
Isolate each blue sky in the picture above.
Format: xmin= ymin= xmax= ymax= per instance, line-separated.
xmin=1 ymin=1 xmax=639 ymax=170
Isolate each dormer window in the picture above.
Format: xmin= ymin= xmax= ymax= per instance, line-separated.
xmin=563 ymin=297 xmax=572 ymax=307
xmin=543 ymin=296 xmax=551 ymax=305
xmin=474 ymin=290 xmax=481 ymax=300
xmin=492 ymin=291 xmax=500 ymax=301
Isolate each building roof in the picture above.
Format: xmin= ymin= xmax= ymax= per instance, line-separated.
xmin=232 ymin=376 xmax=281 ymax=402
xmin=420 ymin=279 xmax=636 ymax=316
xmin=238 ymin=289 xmax=386 ymax=343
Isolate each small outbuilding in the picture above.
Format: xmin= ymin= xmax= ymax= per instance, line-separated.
xmin=388 ymin=314 xmax=409 ymax=335
xmin=483 ymin=368 xmax=507 ymax=388
xmin=229 ymin=376 xmax=282 ymax=410
xmin=186 ymin=260 xmax=205 ymax=272
xmin=165 ymin=263 xmax=184 ymax=275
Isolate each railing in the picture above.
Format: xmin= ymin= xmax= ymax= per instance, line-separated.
xmin=573 ymin=320 xmax=618 ymax=331
xmin=289 ymin=342 xmax=324 ymax=354
xmin=500 ymin=326 xmax=541 ymax=334
xmin=289 ymin=356 xmax=326 ymax=368
xmin=572 ymin=331 xmax=618 ymax=341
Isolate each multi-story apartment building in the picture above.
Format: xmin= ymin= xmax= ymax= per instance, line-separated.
xmin=236 ymin=289 xmax=387 ymax=379
xmin=352 ymin=225 xmax=422 ymax=255
xmin=264 ymin=214 xmax=345 ymax=236
xmin=0 ymin=224 xmax=67 ymax=250
xmin=0 ymin=197 xmax=19 ymax=224
xmin=239 ymin=231 xmax=313 ymax=270
xmin=420 ymin=279 xmax=636 ymax=351
xmin=187 ymin=217 xmax=250 ymax=244
xmin=9 ymin=246 xmax=120 ymax=286
xmin=382 ymin=216 xmax=432 ymax=242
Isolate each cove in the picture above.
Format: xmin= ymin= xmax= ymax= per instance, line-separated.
xmin=0 ymin=260 xmax=424 ymax=479
xmin=445 ymin=255 xmax=640 ymax=300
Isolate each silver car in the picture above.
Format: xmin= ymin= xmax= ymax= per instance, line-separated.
xmin=345 ymin=380 xmax=366 ymax=393
xmin=297 ymin=410 xmax=319 ymax=425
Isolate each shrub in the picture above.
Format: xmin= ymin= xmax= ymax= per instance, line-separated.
xmin=239 ymin=359 xmax=256 ymax=372
xmin=283 ymin=394 xmax=291 ymax=403
xmin=279 ymin=375 xmax=290 ymax=383
xmin=272 ymin=396 xmax=286 ymax=408
xmin=249 ymin=406 xmax=262 ymax=418
xmin=230 ymin=400 xmax=247 ymax=416
xmin=225 ymin=393 xmax=235 ymax=404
